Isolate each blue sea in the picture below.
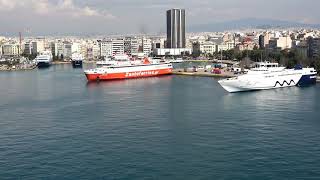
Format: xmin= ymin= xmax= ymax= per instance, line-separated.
xmin=0 ymin=64 xmax=320 ymax=179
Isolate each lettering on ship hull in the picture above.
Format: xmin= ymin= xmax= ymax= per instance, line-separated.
xmin=125 ymin=70 xmax=159 ymax=77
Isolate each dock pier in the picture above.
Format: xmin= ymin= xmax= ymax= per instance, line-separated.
xmin=172 ymin=69 xmax=236 ymax=78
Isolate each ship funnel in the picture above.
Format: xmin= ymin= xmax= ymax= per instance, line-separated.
xmin=143 ymin=57 xmax=151 ymax=64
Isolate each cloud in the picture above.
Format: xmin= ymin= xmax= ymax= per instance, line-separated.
xmin=0 ymin=0 xmax=19 ymax=10
xmin=0 ymin=0 xmax=115 ymax=19
xmin=32 ymin=0 xmax=50 ymax=14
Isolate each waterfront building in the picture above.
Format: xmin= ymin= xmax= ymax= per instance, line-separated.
xmin=277 ymin=36 xmax=293 ymax=49
xmin=259 ymin=32 xmax=272 ymax=48
xmin=295 ymin=42 xmax=308 ymax=58
xmin=268 ymin=36 xmax=292 ymax=50
xmin=0 ymin=42 xmax=4 ymax=57
xmin=124 ymin=37 xmax=139 ymax=56
xmin=153 ymin=48 xmax=192 ymax=56
xmin=142 ymin=38 xmax=152 ymax=56
xmin=152 ymin=38 xmax=166 ymax=50
xmin=63 ymin=42 xmax=72 ymax=58
xmin=2 ymin=43 xmax=20 ymax=56
xmin=80 ymin=42 xmax=89 ymax=60
xmin=0 ymin=36 xmax=5 ymax=42
xmin=100 ymin=40 xmax=112 ymax=58
xmin=166 ymin=8 xmax=186 ymax=48
xmin=216 ymin=42 xmax=235 ymax=52
xmin=307 ymin=37 xmax=320 ymax=58
xmin=31 ymin=42 xmax=37 ymax=55
xmin=192 ymin=42 xmax=216 ymax=55
xmin=112 ymin=38 xmax=124 ymax=56
xmin=52 ymin=41 xmax=64 ymax=58
xmin=235 ymin=37 xmax=257 ymax=51
xmin=31 ymin=40 xmax=45 ymax=54
xmin=72 ymin=43 xmax=81 ymax=54
xmin=23 ymin=42 xmax=32 ymax=55
xmin=92 ymin=42 xmax=101 ymax=59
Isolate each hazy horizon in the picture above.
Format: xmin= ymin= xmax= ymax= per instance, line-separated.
xmin=0 ymin=0 xmax=319 ymax=35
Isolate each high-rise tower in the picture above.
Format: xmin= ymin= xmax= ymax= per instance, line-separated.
xmin=166 ymin=9 xmax=186 ymax=48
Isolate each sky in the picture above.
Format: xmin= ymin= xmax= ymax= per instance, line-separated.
xmin=0 ymin=0 xmax=319 ymax=35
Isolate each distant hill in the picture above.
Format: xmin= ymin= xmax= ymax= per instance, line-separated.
xmin=189 ymin=18 xmax=320 ymax=32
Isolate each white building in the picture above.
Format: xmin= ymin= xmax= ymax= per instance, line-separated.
xmin=269 ymin=36 xmax=292 ymax=50
xmin=0 ymin=36 xmax=6 ymax=42
xmin=71 ymin=42 xmax=81 ymax=54
xmin=216 ymin=42 xmax=235 ymax=52
xmin=124 ymin=37 xmax=139 ymax=56
xmin=193 ymin=42 xmax=216 ymax=55
xmin=100 ymin=40 xmax=112 ymax=58
xmin=80 ymin=42 xmax=88 ymax=59
xmin=2 ymin=43 xmax=20 ymax=56
xmin=57 ymin=42 xmax=63 ymax=57
xmin=277 ymin=36 xmax=292 ymax=49
xmin=142 ymin=38 xmax=152 ymax=56
xmin=63 ymin=42 xmax=72 ymax=58
xmin=112 ymin=38 xmax=124 ymax=56
xmin=0 ymin=44 xmax=2 ymax=56
xmin=153 ymin=48 xmax=192 ymax=56
xmin=152 ymin=38 xmax=166 ymax=50
xmin=23 ymin=42 xmax=32 ymax=55
xmin=31 ymin=40 xmax=45 ymax=54
xmin=92 ymin=42 xmax=101 ymax=59
xmin=53 ymin=41 xmax=64 ymax=58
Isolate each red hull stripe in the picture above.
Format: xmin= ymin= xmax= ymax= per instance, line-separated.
xmin=85 ymin=68 xmax=173 ymax=81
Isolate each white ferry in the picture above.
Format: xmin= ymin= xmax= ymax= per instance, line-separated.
xmin=36 ymin=50 xmax=53 ymax=68
xmin=71 ymin=53 xmax=83 ymax=68
xmin=218 ymin=62 xmax=317 ymax=93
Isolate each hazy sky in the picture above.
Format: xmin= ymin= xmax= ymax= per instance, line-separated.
xmin=0 ymin=0 xmax=319 ymax=35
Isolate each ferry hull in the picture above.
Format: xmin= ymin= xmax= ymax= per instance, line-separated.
xmin=219 ymin=71 xmax=317 ymax=93
xmin=37 ymin=62 xmax=51 ymax=68
xmin=72 ymin=60 xmax=83 ymax=68
xmin=85 ymin=68 xmax=172 ymax=81
xmin=297 ymin=74 xmax=317 ymax=86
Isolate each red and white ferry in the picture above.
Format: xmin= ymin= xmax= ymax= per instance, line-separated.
xmin=84 ymin=55 xmax=173 ymax=81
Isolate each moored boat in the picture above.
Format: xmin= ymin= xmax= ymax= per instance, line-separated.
xmin=218 ymin=62 xmax=317 ymax=93
xmin=84 ymin=57 xmax=173 ymax=81
xmin=36 ymin=51 xmax=53 ymax=68
xmin=71 ymin=53 xmax=83 ymax=68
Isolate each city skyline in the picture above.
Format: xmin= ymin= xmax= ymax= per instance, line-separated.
xmin=0 ymin=0 xmax=320 ymax=35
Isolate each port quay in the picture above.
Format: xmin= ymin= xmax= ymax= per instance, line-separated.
xmin=1 ymin=5 xmax=320 ymax=180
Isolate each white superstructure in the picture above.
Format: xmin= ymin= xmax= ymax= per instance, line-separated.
xmin=71 ymin=53 xmax=84 ymax=61
xmin=218 ymin=62 xmax=317 ymax=93
xmin=36 ymin=50 xmax=53 ymax=67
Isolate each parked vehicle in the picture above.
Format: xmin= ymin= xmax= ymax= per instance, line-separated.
xmin=212 ymin=68 xmax=221 ymax=74
xmin=232 ymin=67 xmax=242 ymax=73
xmin=193 ymin=66 xmax=198 ymax=72
xmin=198 ymin=66 xmax=205 ymax=70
